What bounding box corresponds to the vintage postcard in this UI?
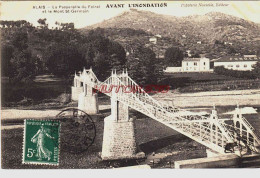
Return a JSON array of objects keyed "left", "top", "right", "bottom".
[{"left": 1, "top": 0, "right": 260, "bottom": 170}]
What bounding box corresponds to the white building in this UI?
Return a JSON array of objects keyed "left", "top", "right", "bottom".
[
  {"left": 164, "top": 57, "right": 211, "bottom": 73},
  {"left": 182, "top": 57, "right": 210, "bottom": 72},
  {"left": 214, "top": 56, "right": 259, "bottom": 71},
  {"left": 155, "top": 34, "right": 162, "bottom": 38},
  {"left": 186, "top": 50, "right": 192, "bottom": 57},
  {"left": 244, "top": 55, "right": 257, "bottom": 58},
  {"left": 149, "top": 37, "right": 157, "bottom": 44}
]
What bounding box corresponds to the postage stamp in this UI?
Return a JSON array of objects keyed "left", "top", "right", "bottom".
[{"left": 23, "top": 120, "right": 60, "bottom": 165}]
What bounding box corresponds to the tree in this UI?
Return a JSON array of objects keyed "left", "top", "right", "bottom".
[
  {"left": 252, "top": 62, "right": 260, "bottom": 79},
  {"left": 256, "top": 49, "right": 260, "bottom": 56},
  {"left": 37, "top": 18, "right": 47, "bottom": 29},
  {"left": 1, "top": 44, "right": 14, "bottom": 77},
  {"left": 108, "top": 41, "right": 127, "bottom": 70},
  {"left": 44, "top": 43, "right": 86, "bottom": 77},
  {"left": 60, "top": 23, "right": 74, "bottom": 31},
  {"left": 9, "top": 49, "right": 37, "bottom": 83},
  {"left": 79, "top": 30, "right": 126, "bottom": 80},
  {"left": 10, "top": 30, "right": 28, "bottom": 50},
  {"left": 164, "top": 47, "right": 184, "bottom": 67},
  {"left": 192, "top": 53, "right": 200, "bottom": 58},
  {"left": 228, "top": 46, "right": 237, "bottom": 54},
  {"left": 127, "top": 45, "right": 163, "bottom": 85},
  {"left": 92, "top": 52, "right": 110, "bottom": 81}
]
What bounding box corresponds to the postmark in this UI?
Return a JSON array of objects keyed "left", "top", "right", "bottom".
[
  {"left": 56, "top": 108, "right": 96, "bottom": 153},
  {"left": 23, "top": 119, "right": 60, "bottom": 165}
]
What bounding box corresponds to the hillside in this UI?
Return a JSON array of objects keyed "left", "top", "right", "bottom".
[
  {"left": 84, "top": 9, "right": 260, "bottom": 43},
  {"left": 81, "top": 9, "right": 260, "bottom": 58}
]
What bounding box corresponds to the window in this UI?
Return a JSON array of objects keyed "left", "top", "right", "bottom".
[
  {"left": 204, "top": 62, "right": 206, "bottom": 65},
  {"left": 194, "top": 62, "right": 197, "bottom": 66},
  {"left": 236, "top": 65, "right": 240, "bottom": 68},
  {"left": 227, "top": 65, "right": 233, "bottom": 67},
  {"left": 186, "top": 67, "right": 188, "bottom": 70},
  {"left": 186, "top": 63, "right": 188, "bottom": 66},
  {"left": 244, "top": 64, "right": 247, "bottom": 68}
]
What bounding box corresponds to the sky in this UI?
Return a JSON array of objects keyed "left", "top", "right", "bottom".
[{"left": 1, "top": 1, "right": 260, "bottom": 29}]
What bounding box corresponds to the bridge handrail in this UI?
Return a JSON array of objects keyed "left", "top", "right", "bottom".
[
  {"left": 241, "top": 116, "right": 254, "bottom": 130},
  {"left": 115, "top": 75, "right": 234, "bottom": 149}
]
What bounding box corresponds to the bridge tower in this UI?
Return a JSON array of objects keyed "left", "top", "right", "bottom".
[
  {"left": 76, "top": 68, "right": 99, "bottom": 114},
  {"left": 232, "top": 104, "right": 260, "bottom": 152},
  {"left": 71, "top": 72, "right": 83, "bottom": 101},
  {"left": 206, "top": 106, "right": 224, "bottom": 157},
  {"left": 101, "top": 70, "right": 145, "bottom": 160}
]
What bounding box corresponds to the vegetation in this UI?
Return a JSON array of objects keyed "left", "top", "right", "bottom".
[
  {"left": 1, "top": 21, "right": 37, "bottom": 83},
  {"left": 164, "top": 47, "right": 184, "bottom": 67},
  {"left": 126, "top": 44, "right": 163, "bottom": 85},
  {"left": 1, "top": 19, "right": 164, "bottom": 84},
  {"left": 2, "top": 115, "right": 204, "bottom": 168},
  {"left": 180, "top": 79, "right": 260, "bottom": 93},
  {"left": 1, "top": 19, "right": 165, "bottom": 105}
]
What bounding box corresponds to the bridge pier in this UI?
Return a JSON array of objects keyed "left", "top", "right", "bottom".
[
  {"left": 206, "top": 149, "right": 222, "bottom": 158},
  {"left": 71, "top": 74, "right": 83, "bottom": 101},
  {"left": 73, "top": 69, "right": 99, "bottom": 114},
  {"left": 78, "top": 82, "right": 99, "bottom": 114},
  {"left": 101, "top": 94, "right": 145, "bottom": 160}
]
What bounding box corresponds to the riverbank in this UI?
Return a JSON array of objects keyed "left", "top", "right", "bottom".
[{"left": 154, "top": 89, "right": 260, "bottom": 107}]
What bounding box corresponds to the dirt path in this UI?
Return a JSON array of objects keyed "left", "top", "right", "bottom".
[
  {"left": 1, "top": 109, "right": 61, "bottom": 120},
  {"left": 1, "top": 105, "right": 110, "bottom": 121}
]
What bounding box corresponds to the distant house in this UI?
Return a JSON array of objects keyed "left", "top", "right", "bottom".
[
  {"left": 149, "top": 37, "right": 157, "bottom": 44},
  {"left": 214, "top": 55, "right": 259, "bottom": 71},
  {"left": 182, "top": 57, "right": 210, "bottom": 72},
  {"left": 244, "top": 55, "right": 257, "bottom": 58},
  {"left": 186, "top": 50, "right": 192, "bottom": 57},
  {"left": 158, "top": 54, "right": 165, "bottom": 59},
  {"left": 164, "top": 57, "right": 211, "bottom": 73},
  {"left": 224, "top": 42, "right": 233, "bottom": 45},
  {"left": 164, "top": 67, "right": 182, "bottom": 73},
  {"left": 197, "top": 41, "right": 202, "bottom": 44}
]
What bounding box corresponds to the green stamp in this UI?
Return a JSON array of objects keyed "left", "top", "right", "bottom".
[{"left": 23, "top": 120, "right": 60, "bottom": 165}]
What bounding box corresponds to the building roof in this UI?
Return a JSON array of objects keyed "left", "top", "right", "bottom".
[
  {"left": 215, "top": 56, "right": 260, "bottom": 62},
  {"left": 183, "top": 58, "right": 203, "bottom": 62}
]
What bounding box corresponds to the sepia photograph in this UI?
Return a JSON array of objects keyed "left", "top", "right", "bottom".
[{"left": 1, "top": 0, "right": 260, "bottom": 170}]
